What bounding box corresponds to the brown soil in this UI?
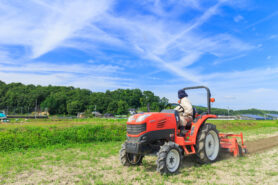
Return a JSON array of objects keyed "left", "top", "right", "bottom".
[{"left": 245, "top": 135, "right": 278, "bottom": 154}]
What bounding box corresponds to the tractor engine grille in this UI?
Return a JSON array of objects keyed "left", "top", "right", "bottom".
[{"left": 127, "top": 123, "right": 146, "bottom": 135}]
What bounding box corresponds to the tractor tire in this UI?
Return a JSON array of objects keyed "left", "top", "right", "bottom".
[
  {"left": 195, "top": 123, "right": 220, "bottom": 164},
  {"left": 119, "top": 143, "right": 143, "bottom": 166},
  {"left": 156, "top": 142, "right": 182, "bottom": 175}
]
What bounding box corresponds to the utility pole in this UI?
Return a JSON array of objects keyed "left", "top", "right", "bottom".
[{"left": 35, "top": 99, "right": 37, "bottom": 119}]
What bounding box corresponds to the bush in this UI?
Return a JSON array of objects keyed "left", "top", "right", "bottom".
[{"left": 0, "top": 124, "right": 126, "bottom": 151}]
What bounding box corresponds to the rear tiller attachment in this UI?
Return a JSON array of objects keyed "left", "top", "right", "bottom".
[{"left": 219, "top": 132, "right": 247, "bottom": 157}]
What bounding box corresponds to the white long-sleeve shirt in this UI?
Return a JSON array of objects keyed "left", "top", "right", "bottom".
[{"left": 174, "top": 97, "right": 193, "bottom": 116}]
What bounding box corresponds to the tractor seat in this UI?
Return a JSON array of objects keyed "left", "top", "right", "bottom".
[
  {"left": 192, "top": 107, "right": 197, "bottom": 119},
  {"left": 185, "top": 107, "right": 197, "bottom": 130}
]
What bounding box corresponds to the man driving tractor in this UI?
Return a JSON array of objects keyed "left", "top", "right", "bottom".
[{"left": 175, "top": 89, "right": 193, "bottom": 136}]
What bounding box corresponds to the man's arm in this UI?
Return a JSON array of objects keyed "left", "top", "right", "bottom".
[{"left": 174, "top": 105, "right": 184, "bottom": 112}]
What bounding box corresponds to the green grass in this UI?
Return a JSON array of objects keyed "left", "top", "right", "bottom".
[
  {"left": 1, "top": 141, "right": 278, "bottom": 184},
  {"left": 0, "top": 121, "right": 126, "bottom": 151},
  {"left": 209, "top": 120, "right": 278, "bottom": 132},
  {"left": 1, "top": 117, "right": 126, "bottom": 127},
  {"left": 266, "top": 171, "right": 278, "bottom": 176},
  {"left": 0, "top": 141, "right": 121, "bottom": 181}
]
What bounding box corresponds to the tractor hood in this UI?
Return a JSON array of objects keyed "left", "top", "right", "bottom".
[{"left": 127, "top": 112, "right": 170, "bottom": 124}]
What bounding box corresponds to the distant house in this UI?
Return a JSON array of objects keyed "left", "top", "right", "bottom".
[
  {"left": 77, "top": 112, "right": 85, "bottom": 118},
  {"left": 92, "top": 111, "right": 102, "bottom": 117},
  {"left": 240, "top": 114, "right": 268, "bottom": 120},
  {"left": 266, "top": 114, "right": 278, "bottom": 120},
  {"left": 104, "top": 113, "right": 114, "bottom": 118},
  {"left": 128, "top": 108, "right": 137, "bottom": 115}
]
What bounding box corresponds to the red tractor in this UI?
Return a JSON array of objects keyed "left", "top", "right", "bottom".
[{"left": 120, "top": 86, "right": 246, "bottom": 174}]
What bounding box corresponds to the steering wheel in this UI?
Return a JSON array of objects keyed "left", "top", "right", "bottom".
[{"left": 177, "top": 105, "right": 184, "bottom": 112}]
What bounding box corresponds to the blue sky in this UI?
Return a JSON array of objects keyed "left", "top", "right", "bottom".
[{"left": 0, "top": 0, "right": 278, "bottom": 110}]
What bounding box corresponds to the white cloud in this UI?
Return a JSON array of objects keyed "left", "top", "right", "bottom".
[
  {"left": 234, "top": 15, "right": 244, "bottom": 23},
  {"left": 0, "top": 62, "right": 131, "bottom": 91},
  {"left": 146, "top": 65, "right": 278, "bottom": 110},
  {"left": 0, "top": 0, "right": 113, "bottom": 58},
  {"left": 0, "top": 49, "right": 13, "bottom": 64},
  {"left": 0, "top": 62, "right": 121, "bottom": 74},
  {"left": 84, "top": 0, "right": 253, "bottom": 84},
  {"left": 246, "top": 10, "right": 278, "bottom": 29},
  {"left": 1, "top": 0, "right": 273, "bottom": 110}
]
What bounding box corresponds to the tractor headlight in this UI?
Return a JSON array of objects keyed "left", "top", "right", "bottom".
[
  {"left": 127, "top": 115, "right": 135, "bottom": 122},
  {"left": 136, "top": 114, "right": 151, "bottom": 122}
]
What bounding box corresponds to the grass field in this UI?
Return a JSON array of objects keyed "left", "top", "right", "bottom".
[{"left": 1, "top": 118, "right": 278, "bottom": 184}]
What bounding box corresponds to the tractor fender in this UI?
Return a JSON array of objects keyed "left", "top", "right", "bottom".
[{"left": 190, "top": 114, "right": 217, "bottom": 145}]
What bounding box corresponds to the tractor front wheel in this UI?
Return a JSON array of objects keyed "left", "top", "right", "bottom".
[
  {"left": 119, "top": 143, "right": 144, "bottom": 166},
  {"left": 195, "top": 123, "right": 220, "bottom": 164},
  {"left": 157, "top": 142, "right": 182, "bottom": 175}
]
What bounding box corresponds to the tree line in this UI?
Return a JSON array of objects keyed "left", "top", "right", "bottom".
[
  {"left": 0, "top": 81, "right": 169, "bottom": 115},
  {"left": 1, "top": 81, "right": 277, "bottom": 116}
]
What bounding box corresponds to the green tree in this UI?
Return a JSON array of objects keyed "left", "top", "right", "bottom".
[
  {"left": 67, "top": 101, "right": 83, "bottom": 115},
  {"left": 40, "top": 92, "right": 67, "bottom": 114},
  {"left": 150, "top": 102, "right": 161, "bottom": 112},
  {"left": 117, "top": 100, "right": 128, "bottom": 115},
  {"left": 107, "top": 101, "right": 118, "bottom": 115}
]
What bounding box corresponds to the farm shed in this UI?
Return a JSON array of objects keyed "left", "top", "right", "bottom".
[{"left": 92, "top": 111, "right": 102, "bottom": 117}]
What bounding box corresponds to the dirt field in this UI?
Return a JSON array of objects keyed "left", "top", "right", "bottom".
[
  {"left": 246, "top": 135, "right": 278, "bottom": 154},
  {"left": 1, "top": 133, "right": 278, "bottom": 185}
]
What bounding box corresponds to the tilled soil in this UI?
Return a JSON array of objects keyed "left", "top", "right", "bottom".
[{"left": 245, "top": 135, "right": 278, "bottom": 154}]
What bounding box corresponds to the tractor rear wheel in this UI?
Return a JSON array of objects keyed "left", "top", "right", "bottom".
[
  {"left": 157, "top": 142, "right": 182, "bottom": 175},
  {"left": 119, "top": 143, "right": 144, "bottom": 166},
  {"left": 195, "top": 123, "right": 220, "bottom": 164}
]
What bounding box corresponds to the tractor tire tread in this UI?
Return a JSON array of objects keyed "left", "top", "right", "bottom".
[
  {"left": 156, "top": 141, "right": 182, "bottom": 175},
  {"left": 119, "top": 142, "right": 143, "bottom": 166},
  {"left": 195, "top": 123, "right": 220, "bottom": 164}
]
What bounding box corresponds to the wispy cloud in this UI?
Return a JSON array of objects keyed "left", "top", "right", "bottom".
[
  {"left": 0, "top": 61, "right": 131, "bottom": 91},
  {"left": 0, "top": 62, "right": 121, "bottom": 74},
  {"left": 234, "top": 15, "right": 244, "bottom": 23},
  {"left": 149, "top": 65, "right": 278, "bottom": 110},
  {"left": 246, "top": 10, "right": 278, "bottom": 29},
  {"left": 0, "top": 0, "right": 275, "bottom": 110},
  {"left": 0, "top": 0, "right": 113, "bottom": 58}
]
